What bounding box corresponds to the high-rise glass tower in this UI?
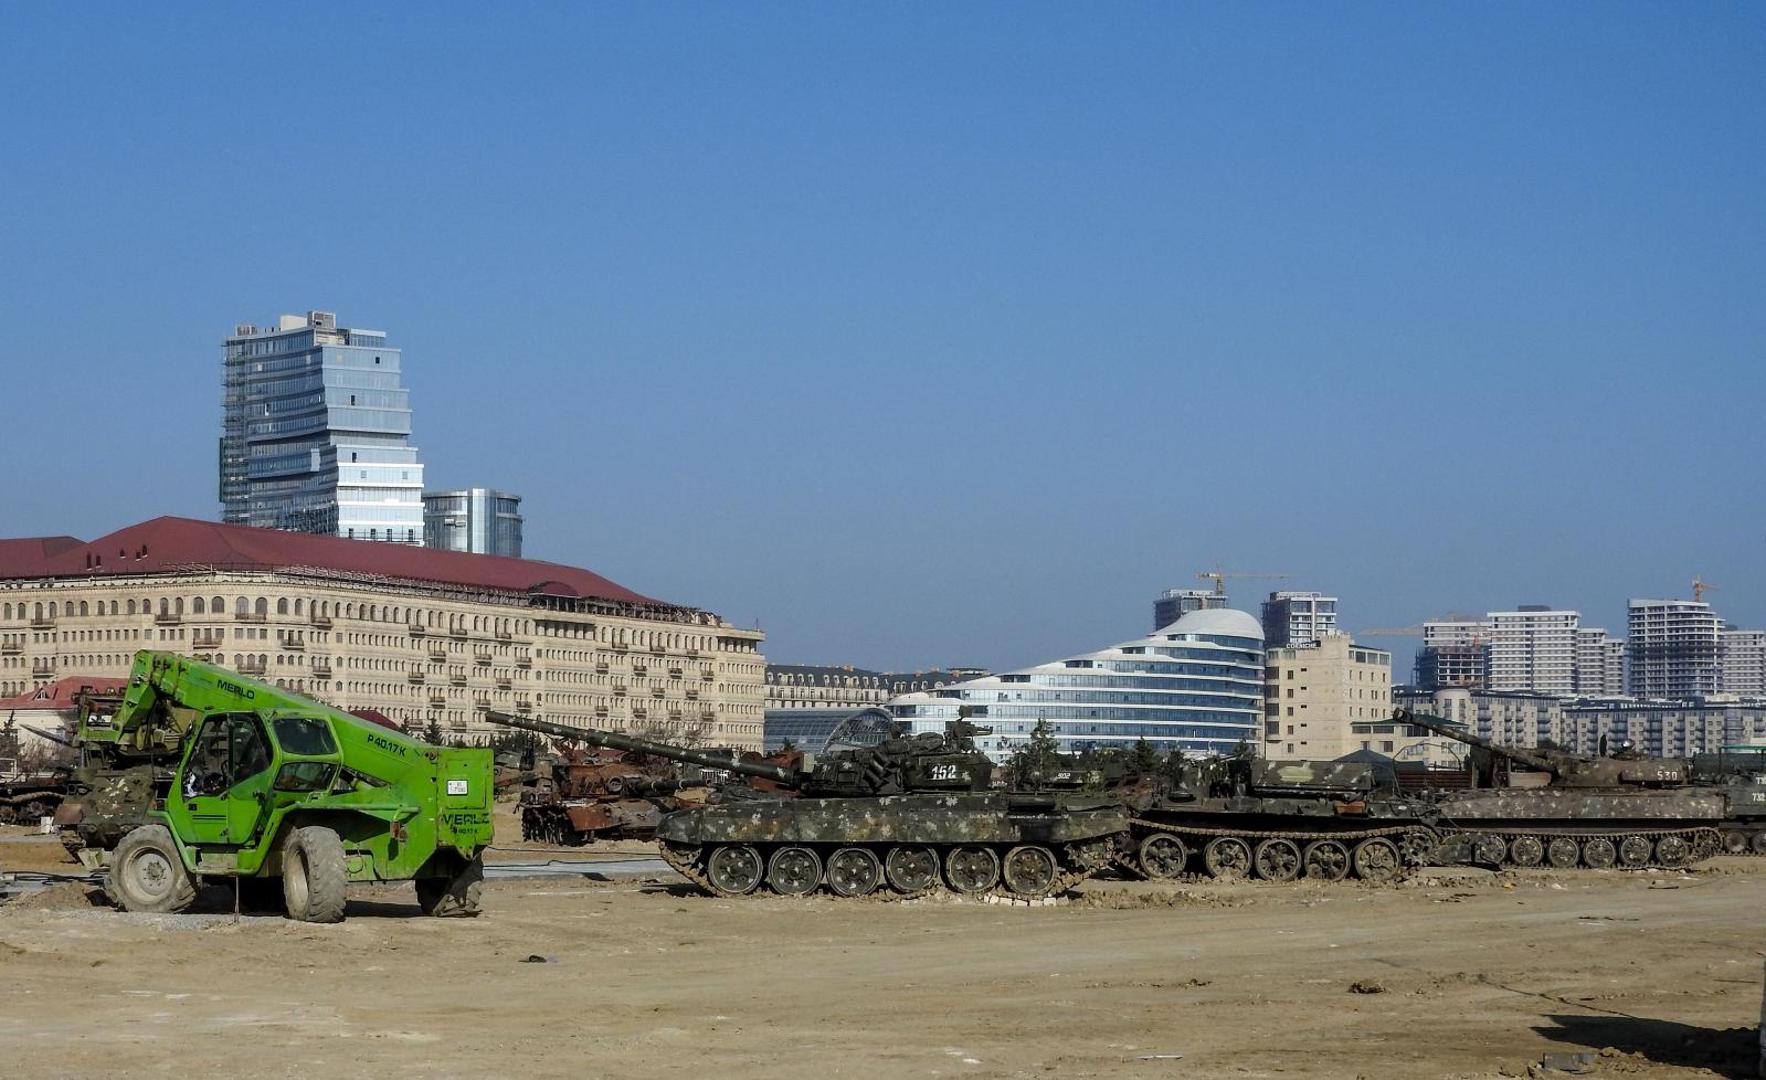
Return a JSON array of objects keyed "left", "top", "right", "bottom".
[
  {"left": 423, "top": 488, "right": 524, "bottom": 557},
  {"left": 220, "top": 311, "right": 425, "bottom": 543}
]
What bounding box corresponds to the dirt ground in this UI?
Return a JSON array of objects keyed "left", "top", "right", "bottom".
[{"left": 3, "top": 826, "right": 1763, "bottom": 1079}]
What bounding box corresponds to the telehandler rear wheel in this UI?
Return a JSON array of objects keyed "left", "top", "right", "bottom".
[
  {"left": 282, "top": 826, "right": 347, "bottom": 923},
  {"left": 107, "top": 824, "right": 196, "bottom": 914},
  {"left": 416, "top": 855, "right": 484, "bottom": 917}
]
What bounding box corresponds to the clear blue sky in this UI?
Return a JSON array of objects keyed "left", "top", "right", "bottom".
[{"left": 2, "top": 5, "right": 1762, "bottom": 673}]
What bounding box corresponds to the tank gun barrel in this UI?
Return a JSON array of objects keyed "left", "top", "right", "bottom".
[
  {"left": 483, "top": 712, "right": 796, "bottom": 784},
  {"left": 1394, "top": 708, "right": 1559, "bottom": 773},
  {"left": 19, "top": 724, "right": 75, "bottom": 749}
]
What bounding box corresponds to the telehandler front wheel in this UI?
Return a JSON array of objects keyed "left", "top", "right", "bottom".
[
  {"left": 107, "top": 824, "right": 196, "bottom": 914},
  {"left": 282, "top": 826, "right": 347, "bottom": 923},
  {"left": 416, "top": 856, "right": 484, "bottom": 917}
]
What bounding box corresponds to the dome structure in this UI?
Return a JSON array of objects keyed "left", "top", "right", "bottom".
[{"left": 889, "top": 609, "right": 1265, "bottom": 762}]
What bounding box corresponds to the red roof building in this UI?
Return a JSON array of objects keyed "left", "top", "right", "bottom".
[
  {"left": 0, "top": 517, "right": 675, "bottom": 610},
  {"left": 0, "top": 675, "right": 129, "bottom": 713},
  {"left": 0, "top": 517, "right": 766, "bottom": 748}
]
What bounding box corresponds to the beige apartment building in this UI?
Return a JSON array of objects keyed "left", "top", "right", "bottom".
[
  {"left": 0, "top": 518, "right": 766, "bottom": 748},
  {"left": 1263, "top": 634, "right": 1392, "bottom": 759}
]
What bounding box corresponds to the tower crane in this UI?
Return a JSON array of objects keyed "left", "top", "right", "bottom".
[
  {"left": 1692, "top": 576, "right": 1717, "bottom": 604},
  {"left": 1194, "top": 570, "right": 1289, "bottom": 597}
]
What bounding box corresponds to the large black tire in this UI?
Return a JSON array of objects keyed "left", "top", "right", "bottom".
[
  {"left": 106, "top": 824, "right": 197, "bottom": 914},
  {"left": 415, "top": 856, "right": 484, "bottom": 917},
  {"left": 282, "top": 825, "right": 347, "bottom": 923}
]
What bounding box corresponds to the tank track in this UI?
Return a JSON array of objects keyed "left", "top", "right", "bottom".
[
  {"left": 519, "top": 804, "right": 588, "bottom": 847},
  {"left": 1715, "top": 827, "right": 1766, "bottom": 856},
  {"left": 659, "top": 839, "right": 1113, "bottom": 902},
  {"left": 1431, "top": 824, "right": 1720, "bottom": 871},
  {"left": 1122, "top": 818, "right": 1436, "bottom": 884},
  {"left": 0, "top": 791, "right": 65, "bottom": 825}
]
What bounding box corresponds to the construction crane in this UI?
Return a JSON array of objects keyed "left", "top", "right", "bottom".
[
  {"left": 1357, "top": 615, "right": 1489, "bottom": 639},
  {"left": 1693, "top": 576, "right": 1717, "bottom": 604},
  {"left": 1195, "top": 570, "right": 1289, "bottom": 597}
]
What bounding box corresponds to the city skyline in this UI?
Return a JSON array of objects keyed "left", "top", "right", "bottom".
[{"left": 3, "top": 6, "right": 1762, "bottom": 674}]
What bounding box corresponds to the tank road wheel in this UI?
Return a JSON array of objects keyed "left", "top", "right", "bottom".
[
  {"left": 944, "top": 846, "right": 1001, "bottom": 894},
  {"left": 1750, "top": 832, "right": 1766, "bottom": 855},
  {"left": 1617, "top": 835, "right": 1653, "bottom": 868},
  {"left": 416, "top": 855, "right": 484, "bottom": 917},
  {"left": 705, "top": 845, "right": 764, "bottom": 896},
  {"left": 1471, "top": 834, "right": 1509, "bottom": 867},
  {"left": 1546, "top": 837, "right": 1580, "bottom": 868},
  {"left": 1400, "top": 828, "right": 1438, "bottom": 867},
  {"left": 1001, "top": 845, "right": 1059, "bottom": 898},
  {"left": 825, "top": 847, "right": 883, "bottom": 898},
  {"left": 1302, "top": 840, "right": 1351, "bottom": 882},
  {"left": 1352, "top": 838, "right": 1402, "bottom": 884},
  {"left": 1720, "top": 830, "right": 1749, "bottom": 854},
  {"left": 1508, "top": 835, "right": 1545, "bottom": 868},
  {"left": 884, "top": 846, "right": 941, "bottom": 894},
  {"left": 283, "top": 825, "right": 348, "bottom": 923},
  {"left": 107, "top": 824, "right": 197, "bottom": 915},
  {"left": 1581, "top": 837, "right": 1617, "bottom": 869},
  {"left": 1136, "top": 833, "right": 1189, "bottom": 880},
  {"left": 1252, "top": 839, "right": 1302, "bottom": 882},
  {"left": 1653, "top": 835, "right": 1691, "bottom": 868},
  {"left": 1202, "top": 837, "right": 1252, "bottom": 880},
  {"left": 765, "top": 847, "right": 822, "bottom": 896}
]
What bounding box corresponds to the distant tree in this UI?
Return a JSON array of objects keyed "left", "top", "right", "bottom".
[
  {"left": 1010, "top": 719, "right": 1061, "bottom": 789},
  {"left": 1159, "top": 747, "right": 1187, "bottom": 786},
  {"left": 423, "top": 717, "right": 444, "bottom": 745},
  {"left": 1129, "top": 738, "right": 1161, "bottom": 777}
]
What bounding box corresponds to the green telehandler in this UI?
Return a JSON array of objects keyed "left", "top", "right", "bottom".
[{"left": 61, "top": 650, "right": 493, "bottom": 922}]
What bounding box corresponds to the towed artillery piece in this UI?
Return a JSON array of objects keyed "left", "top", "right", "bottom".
[
  {"left": 486, "top": 712, "right": 1129, "bottom": 900},
  {"left": 1123, "top": 756, "right": 1438, "bottom": 885},
  {"left": 1401, "top": 709, "right": 1722, "bottom": 871}
]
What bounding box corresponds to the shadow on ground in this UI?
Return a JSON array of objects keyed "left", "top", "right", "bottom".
[{"left": 1534, "top": 1013, "right": 1759, "bottom": 1079}]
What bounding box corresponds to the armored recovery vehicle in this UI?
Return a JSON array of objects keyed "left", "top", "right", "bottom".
[
  {"left": 1402, "top": 709, "right": 1723, "bottom": 870},
  {"left": 1123, "top": 755, "right": 1438, "bottom": 884},
  {"left": 60, "top": 650, "right": 494, "bottom": 921},
  {"left": 486, "top": 712, "right": 1130, "bottom": 899}
]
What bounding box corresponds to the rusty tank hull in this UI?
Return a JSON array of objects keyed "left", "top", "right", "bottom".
[{"left": 656, "top": 791, "right": 1129, "bottom": 899}]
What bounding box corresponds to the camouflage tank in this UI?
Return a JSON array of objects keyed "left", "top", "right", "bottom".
[
  {"left": 486, "top": 713, "right": 1129, "bottom": 899},
  {"left": 1123, "top": 755, "right": 1439, "bottom": 884},
  {"left": 1403, "top": 710, "right": 1723, "bottom": 870}
]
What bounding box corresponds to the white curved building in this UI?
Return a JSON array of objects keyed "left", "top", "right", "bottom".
[{"left": 888, "top": 609, "right": 1265, "bottom": 762}]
